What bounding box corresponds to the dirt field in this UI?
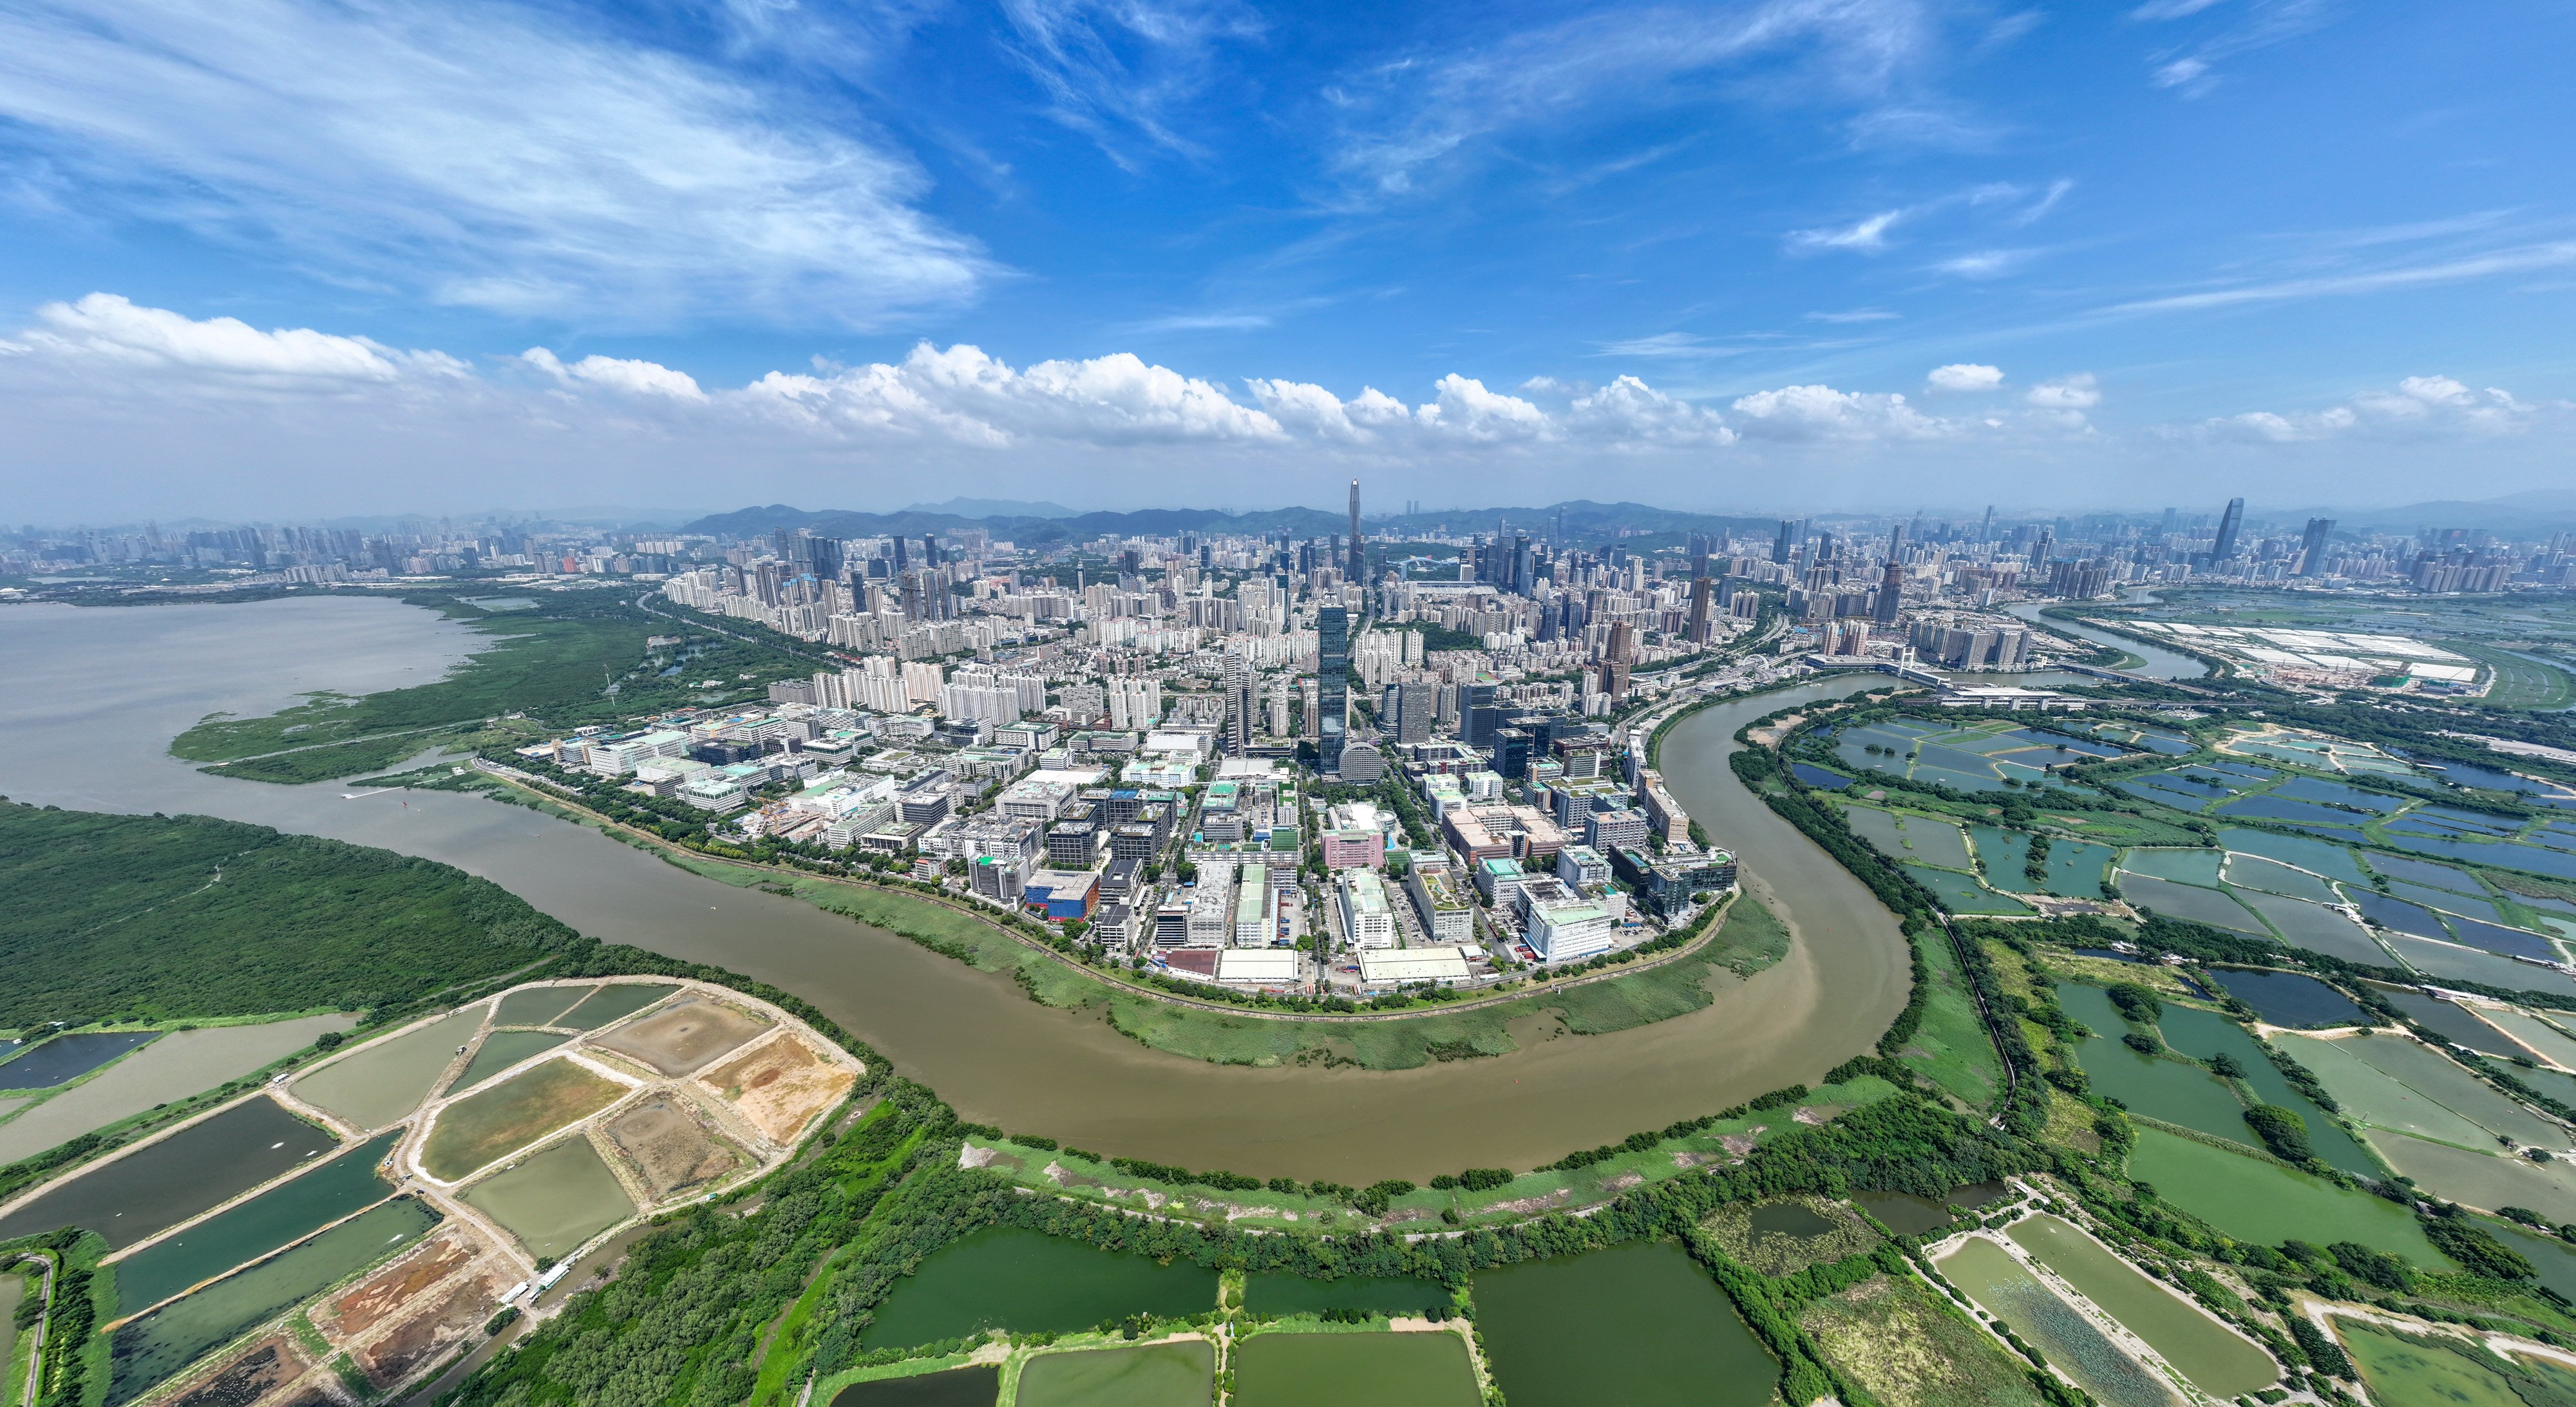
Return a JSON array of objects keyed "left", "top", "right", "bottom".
[
  {"left": 420, "top": 1059, "right": 627, "bottom": 1180},
  {"left": 355, "top": 1269, "right": 502, "bottom": 1390},
  {"left": 604, "top": 1098, "right": 743, "bottom": 1198},
  {"left": 696, "top": 1035, "right": 854, "bottom": 1144},
  {"left": 593, "top": 997, "right": 771, "bottom": 1076},
  {"left": 166, "top": 1336, "right": 310, "bottom": 1407},
  {"left": 312, "top": 1230, "right": 477, "bottom": 1339}
]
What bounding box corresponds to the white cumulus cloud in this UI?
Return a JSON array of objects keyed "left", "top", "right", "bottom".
[
  {"left": 2025, "top": 373, "right": 2101, "bottom": 409},
  {"left": 524, "top": 348, "right": 706, "bottom": 401},
  {"left": 1728, "top": 384, "right": 1952, "bottom": 440},
  {"left": 1927, "top": 363, "right": 2004, "bottom": 392},
  {"left": 2193, "top": 375, "right": 2548, "bottom": 443},
  {"left": 3, "top": 292, "right": 462, "bottom": 387}
]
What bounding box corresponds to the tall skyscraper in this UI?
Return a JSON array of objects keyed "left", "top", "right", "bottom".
[
  {"left": 1347, "top": 480, "right": 1364, "bottom": 590},
  {"left": 1316, "top": 605, "right": 1350, "bottom": 773},
  {"left": 2211, "top": 497, "right": 2246, "bottom": 562},
  {"left": 1223, "top": 653, "right": 1255, "bottom": 758},
  {"left": 1772, "top": 519, "right": 1795, "bottom": 565},
  {"left": 2297, "top": 518, "right": 2335, "bottom": 576},
  {"left": 1873, "top": 522, "right": 1906, "bottom": 626},
  {"left": 1600, "top": 621, "right": 1635, "bottom": 699},
  {"left": 1687, "top": 574, "right": 1716, "bottom": 644},
  {"left": 1512, "top": 533, "right": 1531, "bottom": 596}
]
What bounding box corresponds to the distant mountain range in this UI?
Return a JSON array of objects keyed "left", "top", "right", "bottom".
[{"left": 682, "top": 500, "right": 1784, "bottom": 545}]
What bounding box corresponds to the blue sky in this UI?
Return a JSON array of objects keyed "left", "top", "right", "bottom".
[{"left": 3, "top": 0, "right": 2573, "bottom": 520}]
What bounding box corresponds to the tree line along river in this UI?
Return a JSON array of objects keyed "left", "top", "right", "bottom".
[{"left": 5, "top": 596, "right": 1922, "bottom": 1182}]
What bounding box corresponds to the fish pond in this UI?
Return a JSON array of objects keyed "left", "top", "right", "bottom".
[
  {"left": 2382, "top": 934, "right": 2576, "bottom": 999},
  {"left": 2205, "top": 970, "right": 2367, "bottom": 1028},
  {"left": 1971, "top": 827, "right": 2113, "bottom": 898},
  {"left": 2221, "top": 854, "right": 2339, "bottom": 903},
  {"left": 1902, "top": 863, "right": 2028, "bottom": 916},
  {"left": 2005, "top": 1215, "right": 2277, "bottom": 1399},
  {"left": 556, "top": 984, "right": 681, "bottom": 1031},
  {"left": 2123, "top": 1129, "right": 2447, "bottom": 1265},
  {"left": 824, "top": 1367, "right": 997, "bottom": 1407},
  {"left": 2116, "top": 874, "right": 2263, "bottom": 932},
  {"left": 290, "top": 1010, "right": 479, "bottom": 1131},
  {"left": 2053, "top": 985, "right": 2257, "bottom": 1149},
  {"left": 1853, "top": 1191, "right": 1957, "bottom": 1237},
  {"left": 112, "top": 1130, "right": 401, "bottom": 1312},
  {"left": 106, "top": 1196, "right": 438, "bottom": 1406},
  {"left": 2380, "top": 988, "right": 2530, "bottom": 1057},
  {"left": 1472, "top": 1240, "right": 1774, "bottom": 1407},
  {"left": 2365, "top": 1132, "right": 2576, "bottom": 1225},
  {"left": 446, "top": 1031, "right": 573, "bottom": 1094},
  {"left": 2237, "top": 892, "right": 2389, "bottom": 967},
  {"left": 1231, "top": 1331, "right": 1476, "bottom": 1407},
  {"left": 2474, "top": 1006, "right": 2576, "bottom": 1070},
  {"left": 2217, "top": 827, "right": 2367, "bottom": 883},
  {"left": 860, "top": 1226, "right": 1219, "bottom": 1348},
  {"left": 0, "top": 1032, "right": 158, "bottom": 1091},
  {"left": 2153, "top": 1005, "right": 2378, "bottom": 1177},
  {"left": 0, "top": 1095, "right": 336, "bottom": 1249},
  {"left": 492, "top": 985, "right": 595, "bottom": 1028},
  {"left": 2338, "top": 1319, "right": 2545, "bottom": 1407},
  {"left": 1935, "top": 1236, "right": 2177, "bottom": 1407},
  {"left": 0, "top": 1017, "right": 352, "bottom": 1167},
  {"left": 1016, "top": 1341, "right": 1211, "bottom": 1407},
  {"left": 458, "top": 1135, "right": 635, "bottom": 1260}
]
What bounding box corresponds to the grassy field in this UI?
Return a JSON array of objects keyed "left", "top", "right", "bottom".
[
  {"left": 1901, "top": 926, "right": 2003, "bottom": 1107},
  {"left": 171, "top": 590, "right": 810, "bottom": 782},
  {"left": 1799, "top": 1272, "right": 2041, "bottom": 1407},
  {"left": 2451, "top": 641, "right": 2576, "bottom": 712},
  {"left": 962, "top": 1072, "right": 1904, "bottom": 1233}
]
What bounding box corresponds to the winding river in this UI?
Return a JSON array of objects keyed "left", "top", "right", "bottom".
[
  {"left": 2009, "top": 596, "right": 2212, "bottom": 681},
  {"left": 0, "top": 597, "right": 1913, "bottom": 1182}
]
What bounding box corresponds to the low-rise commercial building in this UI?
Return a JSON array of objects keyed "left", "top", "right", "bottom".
[
  {"left": 1339, "top": 869, "right": 1397, "bottom": 949},
  {"left": 1405, "top": 867, "right": 1475, "bottom": 944},
  {"left": 1358, "top": 946, "right": 1474, "bottom": 986}
]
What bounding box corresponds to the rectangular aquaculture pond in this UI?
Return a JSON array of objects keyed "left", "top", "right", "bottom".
[
  {"left": 1933, "top": 1236, "right": 2179, "bottom": 1407},
  {"left": 2123, "top": 1129, "right": 2447, "bottom": 1265},
  {"left": 289, "top": 1010, "right": 480, "bottom": 1130},
  {"left": 2004, "top": 1215, "right": 2277, "bottom": 1399},
  {"left": 1230, "top": 1332, "right": 1477, "bottom": 1407},
  {"left": 0, "top": 1096, "right": 336, "bottom": 1249},
  {"left": 859, "top": 1226, "right": 1218, "bottom": 1348},
  {"left": 1016, "top": 1340, "right": 1213, "bottom": 1407},
  {"left": 112, "top": 1130, "right": 402, "bottom": 1312},
  {"left": 1473, "top": 1240, "right": 1774, "bottom": 1407},
  {"left": 457, "top": 1134, "right": 636, "bottom": 1261}
]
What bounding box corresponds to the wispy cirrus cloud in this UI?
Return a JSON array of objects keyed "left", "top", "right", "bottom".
[
  {"left": 2107, "top": 241, "right": 2576, "bottom": 314},
  {"left": 999, "top": 0, "right": 1265, "bottom": 167},
  {"left": 0, "top": 0, "right": 987, "bottom": 327},
  {"left": 2137, "top": 0, "right": 2336, "bottom": 98},
  {"left": 1323, "top": 0, "right": 1947, "bottom": 200}
]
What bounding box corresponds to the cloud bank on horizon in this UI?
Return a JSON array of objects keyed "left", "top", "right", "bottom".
[{"left": 0, "top": 0, "right": 2570, "bottom": 518}]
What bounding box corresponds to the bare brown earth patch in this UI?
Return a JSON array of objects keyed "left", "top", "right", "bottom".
[
  {"left": 593, "top": 997, "right": 770, "bottom": 1077},
  {"left": 355, "top": 1271, "right": 502, "bottom": 1390},
  {"left": 166, "top": 1336, "right": 307, "bottom": 1407},
  {"left": 696, "top": 1034, "right": 853, "bottom": 1143},
  {"left": 603, "top": 1097, "right": 744, "bottom": 1198},
  {"left": 312, "top": 1232, "right": 474, "bottom": 1339}
]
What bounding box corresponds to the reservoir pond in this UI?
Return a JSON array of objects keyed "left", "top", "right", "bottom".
[
  {"left": 1472, "top": 1240, "right": 1774, "bottom": 1407},
  {"left": 0, "top": 1033, "right": 158, "bottom": 1090},
  {"left": 1936, "top": 1236, "right": 2179, "bottom": 1407},
  {"left": 0, "top": 1095, "right": 334, "bottom": 1249},
  {"left": 290, "top": 1011, "right": 479, "bottom": 1131},
  {"left": 558, "top": 985, "right": 681, "bottom": 1032},
  {"left": 111, "top": 1130, "right": 401, "bottom": 1312},
  {"left": 824, "top": 1366, "right": 998, "bottom": 1407},
  {"left": 1016, "top": 1341, "right": 1211, "bottom": 1407},
  {"left": 2005, "top": 1214, "right": 2276, "bottom": 1399},
  {"left": 861, "top": 1226, "right": 1218, "bottom": 1348},
  {"left": 1231, "top": 1332, "right": 1476, "bottom": 1407},
  {"left": 106, "top": 1196, "right": 438, "bottom": 1406}
]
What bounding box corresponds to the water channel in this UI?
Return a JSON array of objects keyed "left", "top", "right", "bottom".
[
  {"left": 2008, "top": 597, "right": 2212, "bottom": 681},
  {"left": 1, "top": 598, "right": 1922, "bottom": 1181}
]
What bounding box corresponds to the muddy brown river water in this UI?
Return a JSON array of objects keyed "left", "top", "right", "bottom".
[{"left": 1, "top": 597, "right": 1928, "bottom": 1180}]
